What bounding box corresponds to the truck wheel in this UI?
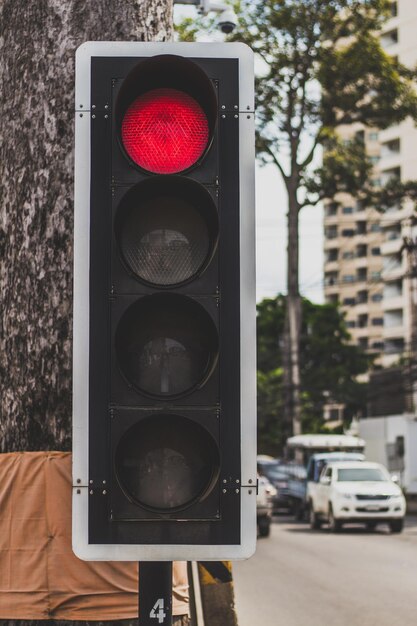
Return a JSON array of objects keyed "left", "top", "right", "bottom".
[
  {"left": 294, "top": 501, "right": 305, "bottom": 522},
  {"left": 258, "top": 517, "right": 271, "bottom": 538},
  {"left": 328, "top": 506, "right": 342, "bottom": 533},
  {"left": 389, "top": 519, "right": 404, "bottom": 534},
  {"left": 309, "top": 504, "right": 322, "bottom": 530}
]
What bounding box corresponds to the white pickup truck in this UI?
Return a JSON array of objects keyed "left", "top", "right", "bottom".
[{"left": 309, "top": 461, "right": 406, "bottom": 533}]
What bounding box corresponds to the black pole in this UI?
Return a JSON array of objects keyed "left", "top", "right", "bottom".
[{"left": 139, "top": 561, "right": 173, "bottom": 626}]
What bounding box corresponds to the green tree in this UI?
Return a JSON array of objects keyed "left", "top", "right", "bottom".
[
  {"left": 176, "top": 0, "right": 417, "bottom": 437},
  {"left": 257, "top": 296, "right": 369, "bottom": 452},
  {"left": 257, "top": 368, "right": 284, "bottom": 454}
]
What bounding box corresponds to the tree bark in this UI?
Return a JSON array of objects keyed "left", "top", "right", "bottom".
[
  {"left": 283, "top": 181, "right": 302, "bottom": 440},
  {"left": 0, "top": 0, "right": 173, "bottom": 453}
]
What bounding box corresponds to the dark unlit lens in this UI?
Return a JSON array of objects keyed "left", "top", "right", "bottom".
[
  {"left": 119, "top": 195, "right": 210, "bottom": 286},
  {"left": 115, "top": 414, "right": 220, "bottom": 511},
  {"left": 115, "top": 295, "right": 218, "bottom": 397}
]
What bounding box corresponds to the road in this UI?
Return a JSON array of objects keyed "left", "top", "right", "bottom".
[{"left": 233, "top": 515, "right": 417, "bottom": 626}]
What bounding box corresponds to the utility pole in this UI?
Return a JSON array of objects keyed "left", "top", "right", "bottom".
[{"left": 400, "top": 235, "right": 417, "bottom": 412}]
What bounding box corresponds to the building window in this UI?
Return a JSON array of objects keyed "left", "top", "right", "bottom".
[
  {"left": 343, "top": 275, "right": 355, "bottom": 283},
  {"left": 371, "top": 247, "right": 381, "bottom": 256},
  {"left": 325, "top": 226, "right": 338, "bottom": 239},
  {"left": 370, "top": 155, "right": 380, "bottom": 165},
  {"left": 381, "top": 166, "right": 401, "bottom": 186},
  {"left": 357, "top": 290, "right": 368, "bottom": 304},
  {"left": 342, "top": 206, "right": 354, "bottom": 214},
  {"left": 371, "top": 293, "right": 383, "bottom": 302},
  {"left": 326, "top": 249, "right": 338, "bottom": 262},
  {"left": 358, "top": 337, "right": 369, "bottom": 349},
  {"left": 386, "top": 228, "right": 401, "bottom": 241},
  {"left": 383, "top": 255, "right": 402, "bottom": 272},
  {"left": 346, "top": 321, "right": 356, "bottom": 328},
  {"left": 343, "top": 297, "right": 355, "bottom": 306},
  {"left": 356, "top": 221, "right": 367, "bottom": 235},
  {"left": 357, "top": 269, "right": 367, "bottom": 282},
  {"left": 370, "top": 223, "right": 381, "bottom": 232},
  {"left": 357, "top": 314, "right": 368, "bottom": 328},
  {"left": 342, "top": 251, "right": 355, "bottom": 260},
  {"left": 370, "top": 271, "right": 382, "bottom": 281},
  {"left": 372, "top": 318, "right": 384, "bottom": 326},
  {"left": 384, "top": 309, "right": 403, "bottom": 328},
  {"left": 371, "top": 341, "right": 384, "bottom": 351},
  {"left": 381, "top": 138, "right": 400, "bottom": 158},
  {"left": 326, "top": 204, "right": 338, "bottom": 217},
  {"left": 384, "top": 338, "right": 404, "bottom": 354},
  {"left": 391, "top": 1, "right": 398, "bottom": 17},
  {"left": 368, "top": 132, "right": 379, "bottom": 142},
  {"left": 342, "top": 229, "right": 355, "bottom": 237},
  {"left": 325, "top": 272, "right": 338, "bottom": 287},
  {"left": 381, "top": 29, "right": 398, "bottom": 47},
  {"left": 327, "top": 295, "right": 339, "bottom": 305}
]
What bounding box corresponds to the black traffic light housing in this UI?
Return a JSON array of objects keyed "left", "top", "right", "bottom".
[{"left": 73, "top": 42, "right": 255, "bottom": 561}]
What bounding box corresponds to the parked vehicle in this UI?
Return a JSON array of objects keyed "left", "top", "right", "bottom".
[
  {"left": 257, "top": 475, "right": 276, "bottom": 537},
  {"left": 287, "top": 434, "right": 366, "bottom": 465},
  {"left": 309, "top": 461, "right": 406, "bottom": 533},
  {"left": 284, "top": 434, "right": 366, "bottom": 519},
  {"left": 257, "top": 458, "right": 297, "bottom": 513}
]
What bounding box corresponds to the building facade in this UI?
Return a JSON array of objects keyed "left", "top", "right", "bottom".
[{"left": 324, "top": 0, "right": 417, "bottom": 368}]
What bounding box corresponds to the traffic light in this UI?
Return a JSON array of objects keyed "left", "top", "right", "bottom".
[{"left": 72, "top": 42, "right": 256, "bottom": 561}]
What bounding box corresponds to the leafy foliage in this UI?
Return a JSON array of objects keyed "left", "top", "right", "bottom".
[
  {"left": 257, "top": 296, "right": 369, "bottom": 452},
  {"left": 257, "top": 368, "right": 285, "bottom": 455},
  {"left": 176, "top": 0, "right": 417, "bottom": 210}
]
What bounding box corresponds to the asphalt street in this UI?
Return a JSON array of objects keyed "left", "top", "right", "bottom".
[{"left": 233, "top": 515, "right": 417, "bottom": 626}]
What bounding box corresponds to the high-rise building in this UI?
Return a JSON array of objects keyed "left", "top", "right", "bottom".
[{"left": 324, "top": 0, "right": 417, "bottom": 368}]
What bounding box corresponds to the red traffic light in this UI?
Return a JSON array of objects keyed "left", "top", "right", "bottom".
[{"left": 121, "top": 88, "right": 209, "bottom": 174}]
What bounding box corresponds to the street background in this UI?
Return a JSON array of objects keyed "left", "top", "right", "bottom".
[{"left": 234, "top": 515, "right": 417, "bottom": 626}]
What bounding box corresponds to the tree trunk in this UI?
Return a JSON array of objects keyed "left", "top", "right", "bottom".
[
  {"left": 0, "top": 0, "right": 173, "bottom": 453},
  {"left": 283, "top": 183, "right": 302, "bottom": 441},
  {"left": 0, "top": 3, "right": 172, "bottom": 625}
]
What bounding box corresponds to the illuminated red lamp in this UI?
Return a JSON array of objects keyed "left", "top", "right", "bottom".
[{"left": 121, "top": 87, "right": 209, "bottom": 174}]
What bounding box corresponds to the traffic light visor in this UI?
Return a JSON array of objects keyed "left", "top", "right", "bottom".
[{"left": 115, "top": 414, "right": 220, "bottom": 512}]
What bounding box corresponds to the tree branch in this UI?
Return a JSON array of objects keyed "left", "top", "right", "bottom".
[
  {"left": 265, "top": 145, "right": 289, "bottom": 183},
  {"left": 300, "top": 128, "right": 323, "bottom": 170}
]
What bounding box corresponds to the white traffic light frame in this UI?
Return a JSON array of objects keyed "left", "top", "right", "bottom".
[{"left": 73, "top": 42, "right": 256, "bottom": 561}]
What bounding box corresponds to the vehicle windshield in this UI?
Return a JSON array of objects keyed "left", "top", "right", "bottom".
[
  {"left": 336, "top": 468, "right": 387, "bottom": 482},
  {"left": 263, "top": 466, "right": 289, "bottom": 481}
]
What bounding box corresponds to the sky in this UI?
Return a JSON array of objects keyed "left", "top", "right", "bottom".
[
  {"left": 173, "top": 3, "right": 324, "bottom": 304},
  {"left": 255, "top": 163, "right": 324, "bottom": 304}
]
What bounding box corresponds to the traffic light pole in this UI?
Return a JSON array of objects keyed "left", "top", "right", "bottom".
[{"left": 139, "top": 561, "right": 173, "bottom": 626}]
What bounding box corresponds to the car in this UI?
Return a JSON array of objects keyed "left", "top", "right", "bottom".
[
  {"left": 257, "top": 459, "right": 294, "bottom": 513},
  {"left": 309, "top": 461, "right": 406, "bottom": 533},
  {"left": 298, "top": 452, "right": 365, "bottom": 520},
  {"left": 257, "top": 475, "right": 276, "bottom": 537}
]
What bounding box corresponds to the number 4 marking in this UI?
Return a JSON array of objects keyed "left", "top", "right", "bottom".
[{"left": 150, "top": 598, "right": 167, "bottom": 624}]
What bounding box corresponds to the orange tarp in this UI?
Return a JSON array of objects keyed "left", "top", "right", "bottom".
[{"left": 0, "top": 451, "right": 188, "bottom": 619}]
